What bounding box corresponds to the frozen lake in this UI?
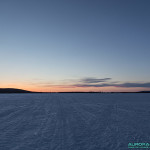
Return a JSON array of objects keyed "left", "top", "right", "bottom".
[{"left": 0, "top": 93, "right": 150, "bottom": 150}]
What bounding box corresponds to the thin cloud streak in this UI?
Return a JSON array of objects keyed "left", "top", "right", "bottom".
[
  {"left": 74, "top": 83, "right": 113, "bottom": 87},
  {"left": 79, "top": 78, "right": 112, "bottom": 83},
  {"left": 26, "top": 77, "right": 150, "bottom": 89},
  {"left": 115, "top": 82, "right": 150, "bottom": 88},
  {"left": 74, "top": 82, "right": 150, "bottom": 88}
]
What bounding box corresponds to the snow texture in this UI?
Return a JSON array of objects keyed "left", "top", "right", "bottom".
[{"left": 0, "top": 93, "right": 150, "bottom": 150}]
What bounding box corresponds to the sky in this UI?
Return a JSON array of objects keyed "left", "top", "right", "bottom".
[{"left": 0, "top": 0, "right": 150, "bottom": 92}]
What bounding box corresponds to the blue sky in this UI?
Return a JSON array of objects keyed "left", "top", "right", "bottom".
[{"left": 0, "top": 0, "right": 150, "bottom": 92}]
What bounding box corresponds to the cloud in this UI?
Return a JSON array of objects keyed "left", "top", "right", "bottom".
[
  {"left": 79, "top": 77, "right": 111, "bottom": 84},
  {"left": 34, "top": 77, "right": 112, "bottom": 87},
  {"left": 74, "top": 82, "right": 150, "bottom": 88},
  {"left": 115, "top": 82, "right": 150, "bottom": 88},
  {"left": 74, "top": 83, "right": 114, "bottom": 87},
  {"left": 27, "top": 77, "right": 150, "bottom": 89}
]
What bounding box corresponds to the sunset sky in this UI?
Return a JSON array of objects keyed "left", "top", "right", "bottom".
[{"left": 0, "top": 0, "right": 150, "bottom": 92}]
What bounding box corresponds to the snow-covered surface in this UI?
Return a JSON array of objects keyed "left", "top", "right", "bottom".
[{"left": 0, "top": 93, "right": 150, "bottom": 150}]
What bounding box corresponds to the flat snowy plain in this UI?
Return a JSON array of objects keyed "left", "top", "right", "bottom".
[{"left": 0, "top": 93, "right": 150, "bottom": 150}]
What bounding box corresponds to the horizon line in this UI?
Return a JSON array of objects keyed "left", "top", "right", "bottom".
[{"left": 0, "top": 88, "right": 150, "bottom": 93}]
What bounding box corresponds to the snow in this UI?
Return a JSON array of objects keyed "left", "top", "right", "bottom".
[{"left": 0, "top": 93, "right": 150, "bottom": 150}]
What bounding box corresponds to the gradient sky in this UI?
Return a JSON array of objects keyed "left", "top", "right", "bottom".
[{"left": 0, "top": 0, "right": 150, "bottom": 92}]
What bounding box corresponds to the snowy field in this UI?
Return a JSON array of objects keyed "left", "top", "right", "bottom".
[{"left": 0, "top": 93, "right": 150, "bottom": 150}]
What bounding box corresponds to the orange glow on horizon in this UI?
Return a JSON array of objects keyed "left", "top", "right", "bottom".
[{"left": 0, "top": 83, "right": 150, "bottom": 93}]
